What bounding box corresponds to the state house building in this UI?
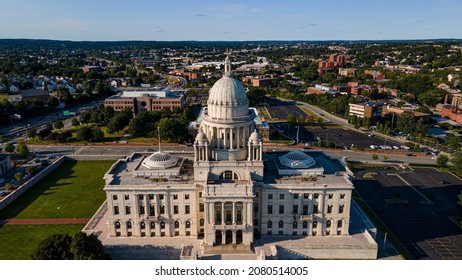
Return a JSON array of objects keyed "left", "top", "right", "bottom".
[{"left": 101, "top": 56, "right": 377, "bottom": 259}]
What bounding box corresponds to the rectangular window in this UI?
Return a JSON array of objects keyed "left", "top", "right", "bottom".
[
  {"left": 148, "top": 194, "right": 154, "bottom": 200},
  {"left": 268, "top": 194, "right": 273, "bottom": 199},
  {"left": 113, "top": 206, "right": 119, "bottom": 215},
  {"left": 185, "top": 205, "right": 190, "bottom": 214},
  {"left": 125, "top": 206, "right": 131, "bottom": 215},
  {"left": 160, "top": 205, "right": 165, "bottom": 214},
  {"left": 328, "top": 193, "right": 333, "bottom": 199},
  {"left": 173, "top": 194, "right": 178, "bottom": 200},
  {"left": 313, "top": 205, "right": 318, "bottom": 214},
  {"left": 292, "top": 231, "right": 297, "bottom": 236},
  {"left": 279, "top": 205, "right": 284, "bottom": 214},
  {"left": 124, "top": 195, "right": 129, "bottom": 200},
  {"left": 267, "top": 205, "right": 273, "bottom": 214},
  {"left": 267, "top": 231, "right": 272, "bottom": 235},
  {"left": 293, "top": 205, "right": 298, "bottom": 214},
  {"left": 185, "top": 194, "right": 190, "bottom": 200},
  {"left": 303, "top": 193, "right": 309, "bottom": 199},
  {"left": 314, "top": 193, "right": 319, "bottom": 199},
  {"left": 199, "top": 203, "right": 204, "bottom": 212},
  {"left": 278, "top": 231, "right": 283, "bottom": 235},
  {"left": 340, "top": 193, "right": 345, "bottom": 199},
  {"left": 327, "top": 205, "right": 333, "bottom": 213},
  {"left": 339, "top": 205, "right": 344, "bottom": 214},
  {"left": 112, "top": 195, "right": 118, "bottom": 201},
  {"left": 254, "top": 219, "right": 258, "bottom": 226},
  {"left": 138, "top": 194, "right": 144, "bottom": 200},
  {"left": 303, "top": 205, "right": 309, "bottom": 215},
  {"left": 173, "top": 205, "right": 179, "bottom": 214},
  {"left": 139, "top": 206, "right": 145, "bottom": 215},
  {"left": 149, "top": 205, "right": 155, "bottom": 216},
  {"left": 199, "top": 192, "right": 202, "bottom": 198},
  {"left": 159, "top": 194, "right": 164, "bottom": 200},
  {"left": 293, "top": 193, "right": 299, "bottom": 199},
  {"left": 279, "top": 193, "right": 284, "bottom": 199}
]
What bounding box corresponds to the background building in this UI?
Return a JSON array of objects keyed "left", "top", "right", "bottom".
[{"left": 104, "top": 87, "right": 187, "bottom": 114}]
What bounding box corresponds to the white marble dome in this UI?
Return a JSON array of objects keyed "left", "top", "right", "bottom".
[
  {"left": 142, "top": 151, "right": 178, "bottom": 169},
  {"left": 195, "top": 129, "right": 208, "bottom": 143},
  {"left": 207, "top": 56, "right": 249, "bottom": 120}
]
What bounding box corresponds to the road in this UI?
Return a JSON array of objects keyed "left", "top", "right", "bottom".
[{"left": 12, "top": 144, "right": 436, "bottom": 165}]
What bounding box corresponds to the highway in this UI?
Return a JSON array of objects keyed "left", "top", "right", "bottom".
[{"left": 11, "top": 143, "right": 436, "bottom": 165}]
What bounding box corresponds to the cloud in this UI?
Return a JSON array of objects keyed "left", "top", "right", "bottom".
[{"left": 195, "top": 14, "right": 206, "bottom": 17}]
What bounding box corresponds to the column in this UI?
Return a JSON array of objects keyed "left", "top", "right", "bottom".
[
  {"left": 243, "top": 202, "right": 247, "bottom": 225},
  {"left": 237, "top": 126, "right": 240, "bottom": 148},
  {"left": 221, "top": 202, "right": 225, "bottom": 224},
  {"left": 205, "top": 144, "right": 208, "bottom": 160},
  {"left": 232, "top": 202, "right": 236, "bottom": 224},
  {"left": 155, "top": 195, "right": 160, "bottom": 217},
  {"left": 247, "top": 201, "right": 252, "bottom": 225},
  {"left": 205, "top": 202, "right": 210, "bottom": 223},
  {"left": 230, "top": 128, "right": 234, "bottom": 150},
  {"left": 232, "top": 231, "right": 236, "bottom": 244},
  {"left": 223, "top": 128, "right": 227, "bottom": 149}
]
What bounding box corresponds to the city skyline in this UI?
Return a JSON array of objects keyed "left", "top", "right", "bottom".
[{"left": 1, "top": 0, "right": 461, "bottom": 41}]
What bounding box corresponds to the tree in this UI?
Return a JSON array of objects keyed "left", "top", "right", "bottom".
[
  {"left": 56, "top": 131, "right": 72, "bottom": 143},
  {"left": 91, "top": 127, "right": 104, "bottom": 142},
  {"left": 71, "top": 233, "right": 111, "bottom": 260},
  {"left": 106, "top": 109, "right": 133, "bottom": 134},
  {"left": 287, "top": 114, "right": 296, "bottom": 126},
  {"left": 4, "top": 142, "right": 15, "bottom": 153},
  {"left": 26, "top": 166, "right": 35, "bottom": 175},
  {"left": 79, "top": 111, "right": 91, "bottom": 125},
  {"left": 16, "top": 141, "right": 29, "bottom": 156},
  {"left": 76, "top": 126, "right": 93, "bottom": 141},
  {"left": 44, "top": 123, "right": 53, "bottom": 130},
  {"left": 4, "top": 183, "right": 13, "bottom": 191},
  {"left": 436, "top": 154, "right": 449, "bottom": 168},
  {"left": 56, "top": 87, "right": 71, "bottom": 102},
  {"left": 47, "top": 97, "right": 59, "bottom": 107},
  {"left": 371, "top": 154, "right": 379, "bottom": 160},
  {"left": 15, "top": 171, "right": 23, "bottom": 181},
  {"left": 450, "top": 151, "right": 462, "bottom": 175},
  {"left": 32, "top": 233, "right": 110, "bottom": 260},
  {"left": 53, "top": 120, "right": 64, "bottom": 130},
  {"left": 71, "top": 118, "right": 80, "bottom": 127},
  {"left": 27, "top": 128, "right": 37, "bottom": 138},
  {"left": 31, "top": 234, "right": 74, "bottom": 260}
]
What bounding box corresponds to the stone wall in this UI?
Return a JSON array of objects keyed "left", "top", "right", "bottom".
[
  {"left": 0, "top": 156, "right": 66, "bottom": 211},
  {"left": 275, "top": 232, "right": 378, "bottom": 260},
  {"left": 66, "top": 155, "right": 125, "bottom": 161}
]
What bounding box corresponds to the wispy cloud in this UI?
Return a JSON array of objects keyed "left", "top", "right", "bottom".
[{"left": 195, "top": 14, "right": 206, "bottom": 17}]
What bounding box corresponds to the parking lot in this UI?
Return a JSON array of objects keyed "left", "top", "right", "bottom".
[
  {"left": 354, "top": 166, "right": 462, "bottom": 259},
  {"left": 279, "top": 125, "right": 403, "bottom": 149},
  {"left": 265, "top": 99, "right": 308, "bottom": 120}
]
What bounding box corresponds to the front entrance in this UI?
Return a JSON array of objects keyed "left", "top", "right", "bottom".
[
  {"left": 225, "top": 230, "right": 233, "bottom": 244},
  {"left": 215, "top": 230, "right": 222, "bottom": 245}
]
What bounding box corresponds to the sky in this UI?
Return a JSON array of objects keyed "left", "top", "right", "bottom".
[{"left": 0, "top": 0, "right": 461, "bottom": 41}]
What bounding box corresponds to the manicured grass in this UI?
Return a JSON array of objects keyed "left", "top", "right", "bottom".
[
  {"left": 0, "top": 224, "right": 83, "bottom": 260},
  {"left": 0, "top": 94, "right": 8, "bottom": 101},
  {"left": 363, "top": 172, "right": 378, "bottom": 179},
  {"left": 128, "top": 136, "right": 156, "bottom": 144},
  {"left": 0, "top": 160, "right": 114, "bottom": 219},
  {"left": 268, "top": 134, "right": 293, "bottom": 144}
]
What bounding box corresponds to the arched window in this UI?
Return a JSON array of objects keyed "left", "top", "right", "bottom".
[
  {"left": 160, "top": 222, "right": 165, "bottom": 229},
  {"left": 278, "top": 221, "right": 284, "bottom": 228},
  {"left": 115, "top": 221, "right": 121, "bottom": 229},
  {"left": 313, "top": 221, "right": 318, "bottom": 228},
  {"left": 302, "top": 221, "right": 308, "bottom": 229},
  {"left": 150, "top": 222, "right": 155, "bottom": 229},
  {"left": 174, "top": 221, "right": 180, "bottom": 229},
  {"left": 220, "top": 170, "right": 238, "bottom": 180},
  {"left": 337, "top": 220, "right": 343, "bottom": 228},
  {"left": 186, "top": 221, "right": 191, "bottom": 228},
  {"left": 140, "top": 222, "right": 146, "bottom": 229},
  {"left": 267, "top": 221, "right": 272, "bottom": 228},
  {"left": 200, "top": 219, "right": 204, "bottom": 226},
  {"left": 127, "top": 221, "right": 132, "bottom": 229},
  {"left": 326, "top": 220, "right": 331, "bottom": 228},
  {"left": 293, "top": 221, "right": 298, "bottom": 229}
]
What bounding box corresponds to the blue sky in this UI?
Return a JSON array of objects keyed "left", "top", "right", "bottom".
[{"left": 0, "top": 0, "right": 461, "bottom": 41}]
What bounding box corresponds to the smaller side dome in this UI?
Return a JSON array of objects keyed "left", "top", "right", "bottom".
[
  {"left": 279, "top": 150, "right": 316, "bottom": 169},
  {"left": 142, "top": 151, "right": 178, "bottom": 169},
  {"left": 249, "top": 129, "right": 261, "bottom": 142},
  {"left": 195, "top": 129, "right": 208, "bottom": 142}
]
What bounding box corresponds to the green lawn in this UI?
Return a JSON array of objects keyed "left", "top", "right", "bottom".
[
  {"left": 0, "top": 224, "right": 84, "bottom": 260},
  {"left": 0, "top": 160, "right": 114, "bottom": 219}
]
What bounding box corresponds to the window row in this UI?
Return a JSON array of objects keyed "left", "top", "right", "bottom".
[
  {"left": 112, "top": 193, "right": 197, "bottom": 201},
  {"left": 266, "top": 204, "right": 344, "bottom": 214},
  {"left": 266, "top": 220, "right": 343, "bottom": 230},
  {"left": 267, "top": 193, "right": 346, "bottom": 200},
  {"left": 113, "top": 204, "right": 203, "bottom": 215}
]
